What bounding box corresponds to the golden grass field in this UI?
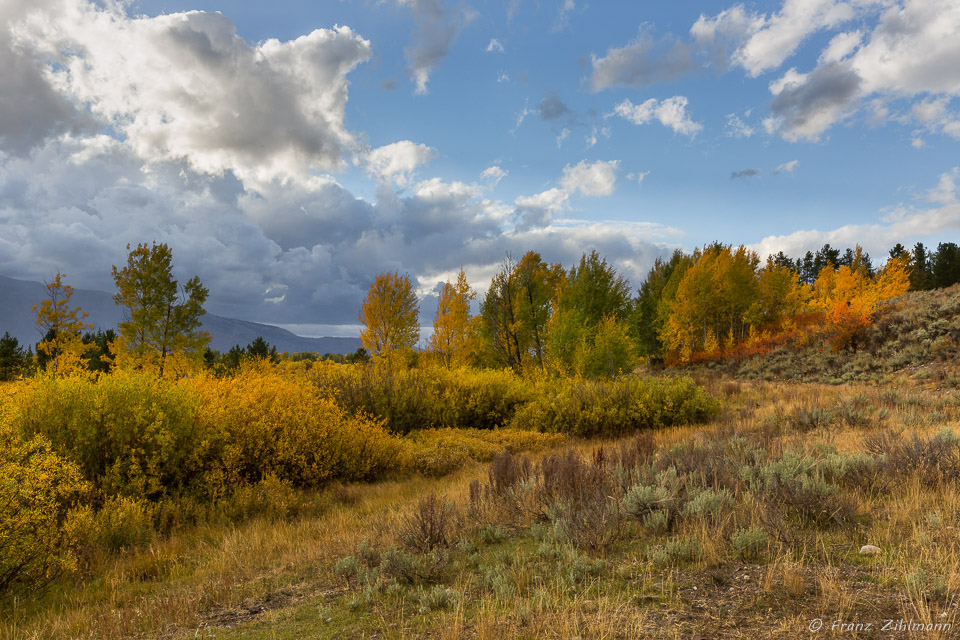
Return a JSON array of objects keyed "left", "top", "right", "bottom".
[{"left": 5, "top": 373, "right": 960, "bottom": 640}]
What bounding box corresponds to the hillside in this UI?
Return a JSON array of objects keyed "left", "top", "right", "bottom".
[
  {"left": 700, "top": 283, "right": 960, "bottom": 384},
  {"left": 0, "top": 275, "right": 361, "bottom": 354}
]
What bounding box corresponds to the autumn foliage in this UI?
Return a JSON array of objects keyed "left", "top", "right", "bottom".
[{"left": 647, "top": 244, "right": 911, "bottom": 364}]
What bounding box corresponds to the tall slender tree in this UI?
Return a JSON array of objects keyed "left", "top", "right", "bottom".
[
  {"left": 112, "top": 242, "right": 209, "bottom": 378},
  {"left": 429, "top": 268, "right": 476, "bottom": 367},
  {"left": 33, "top": 272, "right": 94, "bottom": 375}
]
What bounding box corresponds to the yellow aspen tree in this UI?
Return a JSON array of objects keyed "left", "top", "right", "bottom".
[
  {"left": 33, "top": 273, "right": 94, "bottom": 376},
  {"left": 359, "top": 272, "right": 420, "bottom": 357},
  {"left": 429, "top": 268, "right": 476, "bottom": 366}
]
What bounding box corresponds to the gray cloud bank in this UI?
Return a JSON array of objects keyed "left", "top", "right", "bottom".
[{"left": 0, "top": 1, "right": 673, "bottom": 328}]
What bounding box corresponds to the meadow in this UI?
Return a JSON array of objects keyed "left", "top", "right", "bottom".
[{"left": 3, "top": 360, "right": 960, "bottom": 639}]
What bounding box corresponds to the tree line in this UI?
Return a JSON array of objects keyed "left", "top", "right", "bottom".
[
  {"left": 3, "top": 238, "right": 955, "bottom": 381},
  {"left": 360, "top": 239, "right": 959, "bottom": 374}
]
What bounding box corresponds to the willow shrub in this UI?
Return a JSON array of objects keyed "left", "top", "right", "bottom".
[
  {"left": 9, "top": 372, "right": 202, "bottom": 499},
  {"left": 0, "top": 427, "right": 87, "bottom": 597},
  {"left": 192, "top": 365, "right": 402, "bottom": 490},
  {"left": 7, "top": 367, "right": 403, "bottom": 500},
  {"left": 313, "top": 362, "right": 534, "bottom": 434},
  {"left": 508, "top": 376, "right": 720, "bottom": 437}
]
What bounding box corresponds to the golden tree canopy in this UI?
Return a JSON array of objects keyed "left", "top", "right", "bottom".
[{"left": 359, "top": 272, "right": 420, "bottom": 357}]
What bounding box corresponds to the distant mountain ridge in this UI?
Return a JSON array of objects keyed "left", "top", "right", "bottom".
[{"left": 0, "top": 274, "right": 361, "bottom": 355}]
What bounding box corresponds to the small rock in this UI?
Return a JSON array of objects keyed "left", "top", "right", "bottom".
[{"left": 859, "top": 544, "right": 882, "bottom": 556}]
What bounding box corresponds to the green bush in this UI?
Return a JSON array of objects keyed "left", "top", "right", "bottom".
[
  {"left": 682, "top": 488, "right": 734, "bottom": 520},
  {"left": 622, "top": 484, "right": 671, "bottom": 520},
  {"left": 313, "top": 363, "right": 533, "bottom": 434},
  {"left": 731, "top": 526, "right": 769, "bottom": 560},
  {"left": 509, "top": 376, "right": 719, "bottom": 436}
]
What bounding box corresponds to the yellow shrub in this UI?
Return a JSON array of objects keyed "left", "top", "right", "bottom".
[
  {"left": 0, "top": 426, "right": 87, "bottom": 596},
  {"left": 186, "top": 364, "right": 404, "bottom": 488}
]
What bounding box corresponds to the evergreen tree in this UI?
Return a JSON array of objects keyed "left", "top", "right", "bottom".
[
  {"left": 932, "top": 242, "right": 960, "bottom": 288},
  {"left": 0, "top": 332, "right": 28, "bottom": 381},
  {"left": 911, "top": 242, "right": 933, "bottom": 290}
]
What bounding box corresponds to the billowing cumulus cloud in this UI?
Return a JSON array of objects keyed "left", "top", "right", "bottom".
[
  {"left": 0, "top": 0, "right": 90, "bottom": 155},
  {"left": 14, "top": 2, "right": 372, "bottom": 187},
  {"left": 0, "top": 2, "right": 676, "bottom": 331},
  {"left": 612, "top": 97, "right": 703, "bottom": 136}
]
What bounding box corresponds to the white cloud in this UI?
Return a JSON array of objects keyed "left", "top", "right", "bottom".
[
  {"left": 926, "top": 167, "right": 959, "bottom": 205},
  {"left": 486, "top": 38, "right": 504, "bottom": 53},
  {"left": 510, "top": 102, "right": 535, "bottom": 134},
  {"left": 497, "top": 70, "right": 510, "bottom": 83},
  {"left": 626, "top": 171, "right": 651, "bottom": 184},
  {"left": 515, "top": 187, "right": 570, "bottom": 212},
  {"left": 365, "top": 140, "right": 434, "bottom": 187},
  {"left": 585, "top": 126, "right": 611, "bottom": 149},
  {"left": 774, "top": 159, "right": 799, "bottom": 173},
  {"left": 16, "top": 3, "right": 371, "bottom": 188},
  {"left": 742, "top": 0, "right": 960, "bottom": 142},
  {"left": 612, "top": 97, "right": 703, "bottom": 136},
  {"left": 912, "top": 137, "right": 926, "bottom": 148},
  {"left": 769, "top": 68, "right": 809, "bottom": 96},
  {"left": 513, "top": 187, "right": 571, "bottom": 230},
  {"left": 552, "top": 0, "right": 576, "bottom": 33},
  {"left": 556, "top": 127, "right": 570, "bottom": 148},
  {"left": 819, "top": 30, "right": 862, "bottom": 63},
  {"left": 695, "top": 0, "right": 858, "bottom": 78},
  {"left": 560, "top": 159, "right": 620, "bottom": 197},
  {"left": 725, "top": 113, "right": 755, "bottom": 138},
  {"left": 480, "top": 165, "right": 507, "bottom": 185},
  {"left": 912, "top": 98, "right": 948, "bottom": 122}
]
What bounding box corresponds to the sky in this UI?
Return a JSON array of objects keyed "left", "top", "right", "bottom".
[{"left": 1, "top": 0, "right": 959, "bottom": 336}]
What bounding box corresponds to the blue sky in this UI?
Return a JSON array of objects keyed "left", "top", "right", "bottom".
[{"left": 1, "top": 0, "right": 958, "bottom": 333}]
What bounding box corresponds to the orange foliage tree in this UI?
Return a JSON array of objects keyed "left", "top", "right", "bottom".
[{"left": 812, "top": 251, "right": 910, "bottom": 350}]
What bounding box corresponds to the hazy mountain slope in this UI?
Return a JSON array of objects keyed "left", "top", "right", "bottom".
[{"left": 0, "top": 274, "right": 360, "bottom": 354}]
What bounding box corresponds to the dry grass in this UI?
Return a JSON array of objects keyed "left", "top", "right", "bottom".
[{"left": 4, "top": 377, "right": 960, "bottom": 639}]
